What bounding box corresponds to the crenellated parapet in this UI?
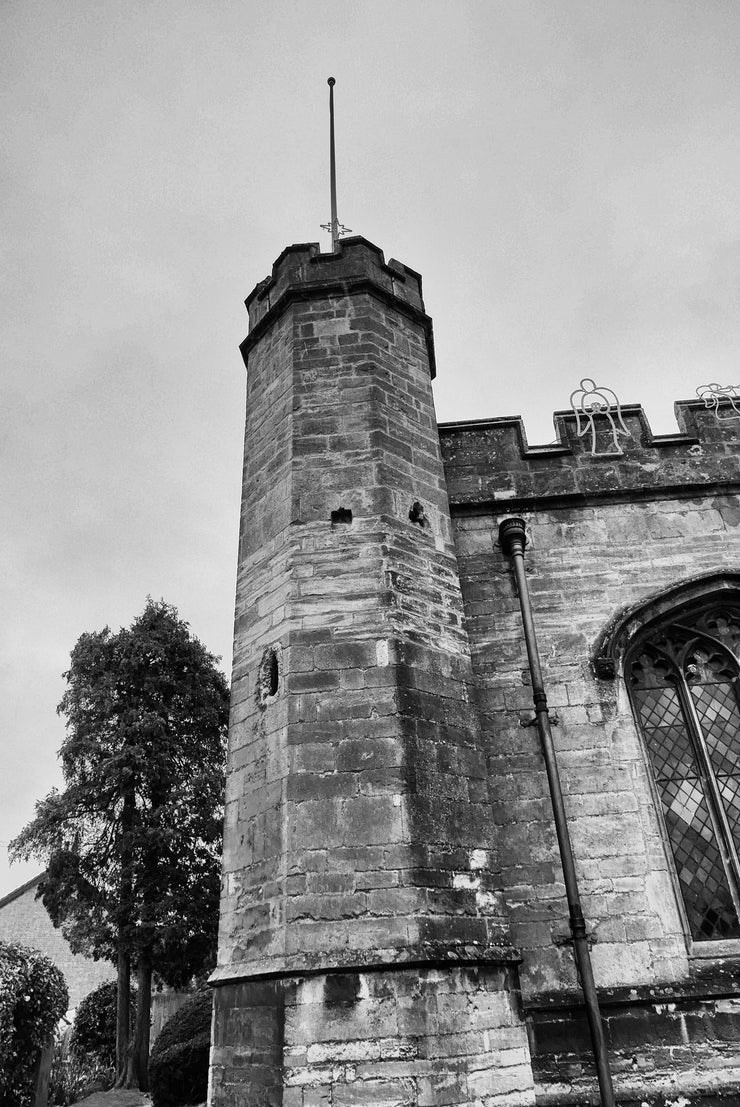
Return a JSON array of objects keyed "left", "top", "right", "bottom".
[
  {"left": 243, "top": 236, "right": 435, "bottom": 374},
  {"left": 440, "top": 399, "right": 740, "bottom": 511}
]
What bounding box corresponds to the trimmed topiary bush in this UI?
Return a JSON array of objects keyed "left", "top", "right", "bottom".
[
  {"left": 0, "top": 939, "right": 68, "bottom": 1107},
  {"left": 69, "top": 979, "right": 135, "bottom": 1068},
  {"left": 149, "top": 989, "right": 212, "bottom": 1107}
]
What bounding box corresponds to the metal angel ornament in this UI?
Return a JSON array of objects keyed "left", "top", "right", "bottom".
[
  {"left": 569, "top": 378, "right": 632, "bottom": 456},
  {"left": 696, "top": 383, "right": 740, "bottom": 421}
]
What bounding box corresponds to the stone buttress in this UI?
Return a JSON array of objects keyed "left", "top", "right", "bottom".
[{"left": 209, "top": 239, "right": 535, "bottom": 1107}]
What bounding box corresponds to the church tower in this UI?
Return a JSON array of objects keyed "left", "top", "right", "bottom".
[{"left": 209, "top": 238, "right": 535, "bottom": 1106}]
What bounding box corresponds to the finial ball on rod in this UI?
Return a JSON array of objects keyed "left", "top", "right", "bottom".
[{"left": 328, "top": 77, "right": 335, "bottom": 86}]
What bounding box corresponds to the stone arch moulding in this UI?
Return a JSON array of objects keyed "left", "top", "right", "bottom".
[{"left": 591, "top": 570, "right": 740, "bottom": 679}]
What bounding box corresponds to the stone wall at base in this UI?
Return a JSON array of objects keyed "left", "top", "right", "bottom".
[
  {"left": 211, "top": 963, "right": 535, "bottom": 1107},
  {"left": 526, "top": 968, "right": 740, "bottom": 1105}
]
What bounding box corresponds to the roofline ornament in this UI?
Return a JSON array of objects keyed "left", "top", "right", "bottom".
[
  {"left": 696, "top": 383, "right": 740, "bottom": 420},
  {"left": 569, "top": 378, "right": 632, "bottom": 456}
]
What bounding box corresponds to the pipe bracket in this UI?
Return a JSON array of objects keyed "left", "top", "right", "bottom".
[{"left": 520, "top": 712, "right": 560, "bottom": 728}]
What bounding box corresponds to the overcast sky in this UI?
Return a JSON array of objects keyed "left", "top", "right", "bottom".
[{"left": 2, "top": 0, "right": 740, "bottom": 898}]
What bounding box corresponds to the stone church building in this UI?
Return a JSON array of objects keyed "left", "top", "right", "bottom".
[{"left": 209, "top": 237, "right": 740, "bottom": 1106}]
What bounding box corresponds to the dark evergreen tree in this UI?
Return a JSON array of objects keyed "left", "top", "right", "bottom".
[{"left": 10, "top": 599, "right": 229, "bottom": 1090}]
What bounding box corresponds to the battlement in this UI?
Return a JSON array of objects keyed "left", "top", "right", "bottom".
[
  {"left": 440, "top": 399, "right": 740, "bottom": 510},
  {"left": 242, "top": 237, "right": 433, "bottom": 367}
]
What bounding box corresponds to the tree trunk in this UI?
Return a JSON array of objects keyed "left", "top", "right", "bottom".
[
  {"left": 120, "top": 1040, "right": 138, "bottom": 1088},
  {"left": 132, "top": 950, "right": 153, "bottom": 1090},
  {"left": 115, "top": 947, "right": 130, "bottom": 1082},
  {"left": 31, "top": 1036, "right": 54, "bottom": 1107},
  {"left": 115, "top": 785, "right": 135, "bottom": 1087}
]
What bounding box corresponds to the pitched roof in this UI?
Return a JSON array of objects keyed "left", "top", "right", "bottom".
[{"left": 0, "top": 872, "right": 46, "bottom": 911}]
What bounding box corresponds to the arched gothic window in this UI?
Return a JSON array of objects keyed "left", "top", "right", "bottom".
[{"left": 627, "top": 602, "right": 740, "bottom": 942}]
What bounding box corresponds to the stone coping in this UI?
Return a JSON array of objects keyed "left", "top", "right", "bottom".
[{"left": 209, "top": 940, "right": 522, "bottom": 986}]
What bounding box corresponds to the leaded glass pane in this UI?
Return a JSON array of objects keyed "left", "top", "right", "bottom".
[
  {"left": 645, "top": 723, "right": 694, "bottom": 781},
  {"left": 719, "top": 779, "right": 740, "bottom": 839},
  {"left": 660, "top": 776, "right": 740, "bottom": 938},
  {"left": 633, "top": 685, "right": 683, "bottom": 732},
  {"left": 694, "top": 683, "right": 740, "bottom": 775},
  {"left": 689, "top": 649, "right": 740, "bottom": 779}
]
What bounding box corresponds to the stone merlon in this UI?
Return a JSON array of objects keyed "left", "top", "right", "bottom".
[{"left": 241, "top": 236, "right": 436, "bottom": 376}]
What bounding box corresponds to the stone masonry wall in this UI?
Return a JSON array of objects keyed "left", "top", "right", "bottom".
[
  {"left": 528, "top": 966, "right": 740, "bottom": 1106},
  {"left": 441, "top": 403, "right": 740, "bottom": 1102},
  {"left": 211, "top": 239, "right": 533, "bottom": 1105},
  {"left": 211, "top": 965, "right": 534, "bottom": 1107},
  {"left": 0, "top": 875, "right": 114, "bottom": 1011},
  {"left": 216, "top": 241, "right": 513, "bottom": 983}
]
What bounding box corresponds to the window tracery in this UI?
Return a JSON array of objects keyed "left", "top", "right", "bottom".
[{"left": 627, "top": 602, "right": 740, "bottom": 941}]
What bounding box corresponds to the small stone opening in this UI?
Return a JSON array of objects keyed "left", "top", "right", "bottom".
[
  {"left": 331, "top": 507, "right": 353, "bottom": 525},
  {"left": 257, "top": 647, "right": 280, "bottom": 705},
  {"left": 268, "top": 651, "right": 279, "bottom": 696},
  {"left": 323, "top": 972, "right": 361, "bottom": 1007},
  {"left": 409, "top": 501, "right": 428, "bottom": 528}
]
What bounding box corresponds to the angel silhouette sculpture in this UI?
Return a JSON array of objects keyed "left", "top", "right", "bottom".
[
  {"left": 569, "top": 378, "right": 631, "bottom": 456},
  {"left": 696, "top": 383, "right": 740, "bottom": 421}
]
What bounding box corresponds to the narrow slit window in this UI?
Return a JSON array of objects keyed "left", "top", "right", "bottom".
[
  {"left": 268, "top": 650, "right": 279, "bottom": 696},
  {"left": 257, "top": 647, "right": 280, "bottom": 705}
]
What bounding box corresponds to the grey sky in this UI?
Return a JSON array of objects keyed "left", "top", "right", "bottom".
[{"left": 2, "top": 0, "right": 740, "bottom": 897}]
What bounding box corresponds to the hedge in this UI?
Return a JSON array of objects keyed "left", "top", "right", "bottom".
[
  {"left": 149, "top": 989, "right": 212, "bottom": 1107},
  {"left": 0, "top": 940, "right": 68, "bottom": 1107},
  {"left": 70, "top": 979, "right": 136, "bottom": 1068}
]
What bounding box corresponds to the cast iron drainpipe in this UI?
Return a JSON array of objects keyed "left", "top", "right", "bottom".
[{"left": 498, "top": 517, "right": 616, "bottom": 1107}]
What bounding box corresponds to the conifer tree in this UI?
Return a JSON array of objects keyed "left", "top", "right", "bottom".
[{"left": 11, "top": 599, "right": 229, "bottom": 1089}]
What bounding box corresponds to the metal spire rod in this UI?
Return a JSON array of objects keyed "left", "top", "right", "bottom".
[
  {"left": 498, "top": 517, "right": 616, "bottom": 1107},
  {"left": 321, "top": 77, "right": 351, "bottom": 251},
  {"left": 328, "top": 77, "right": 338, "bottom": 250}
]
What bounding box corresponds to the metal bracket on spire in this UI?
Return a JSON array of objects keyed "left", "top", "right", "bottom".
[{"left": 320, "top": 77, "right": 352, "bottom": 252}]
